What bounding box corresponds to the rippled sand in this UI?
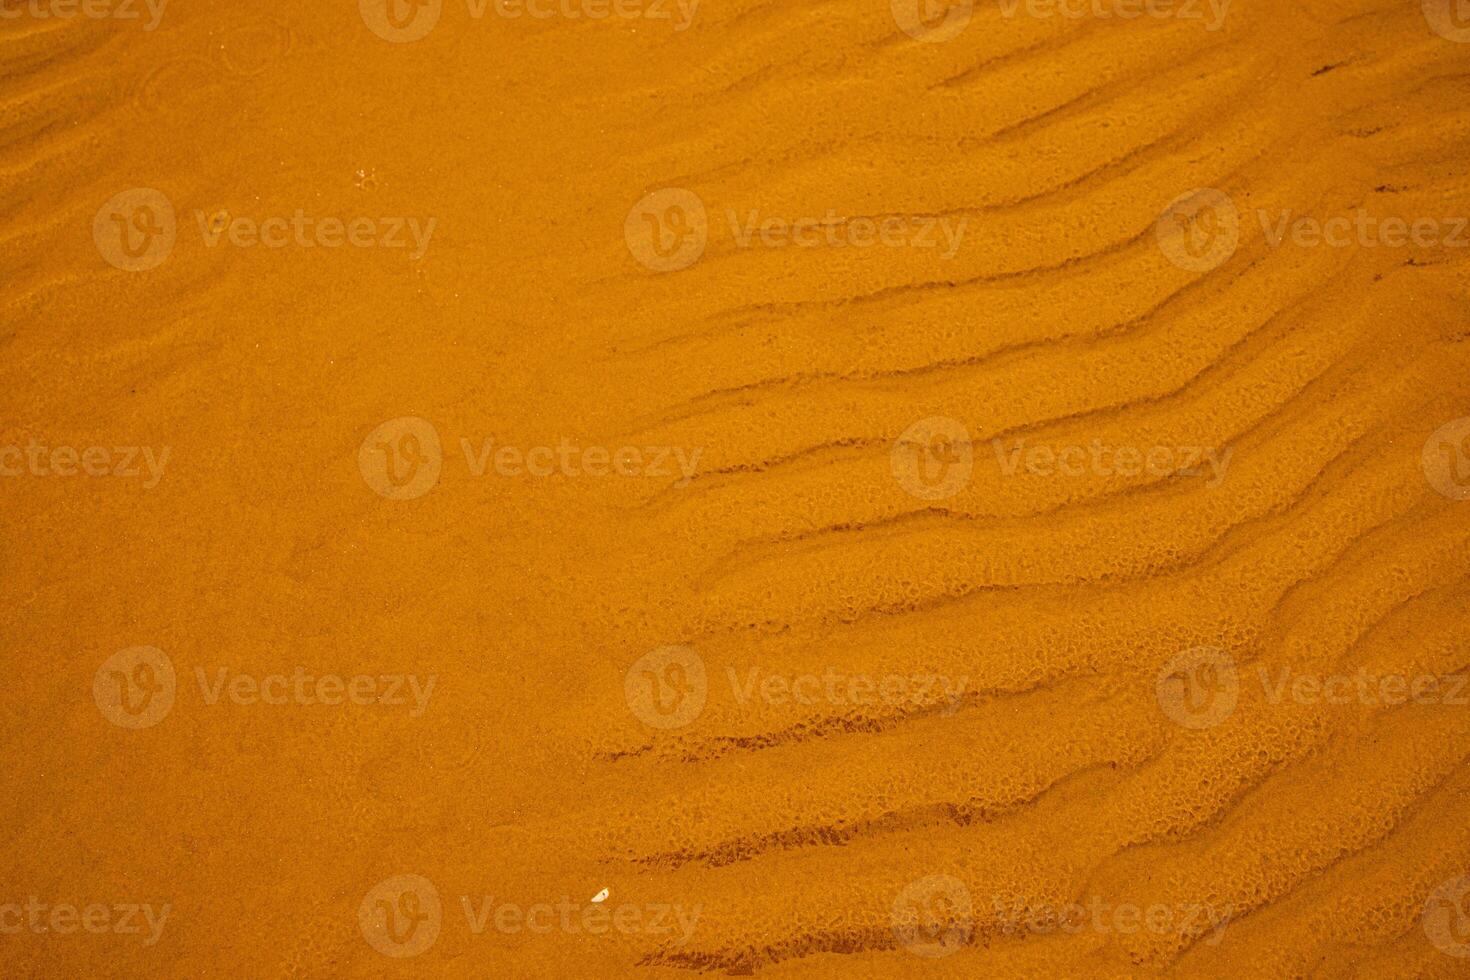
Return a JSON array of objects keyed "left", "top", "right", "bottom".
[{"left": 4, "top": 0, "right": 1470, "bottom": 976}]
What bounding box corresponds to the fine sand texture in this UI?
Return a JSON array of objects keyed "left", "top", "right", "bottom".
[{"left": 4, "top": 0, "right": 1470, "bottom": 976}]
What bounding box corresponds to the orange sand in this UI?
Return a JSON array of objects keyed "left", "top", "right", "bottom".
[{"left": 4, "top": 0, "right": 1470, "bottom": 975}]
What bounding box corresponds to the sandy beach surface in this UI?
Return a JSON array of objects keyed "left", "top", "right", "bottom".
[{"left": 3, "top": 0, "right": 1470, "bottom": 975}]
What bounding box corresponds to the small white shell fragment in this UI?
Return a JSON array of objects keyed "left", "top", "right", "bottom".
[{"left": 591, "top": 888, "right": 610, "bottom": 904}]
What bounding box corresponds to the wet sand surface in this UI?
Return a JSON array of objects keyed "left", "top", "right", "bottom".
[{"left": 4, "top": 0, "right": 1470, "bottom": 975}]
